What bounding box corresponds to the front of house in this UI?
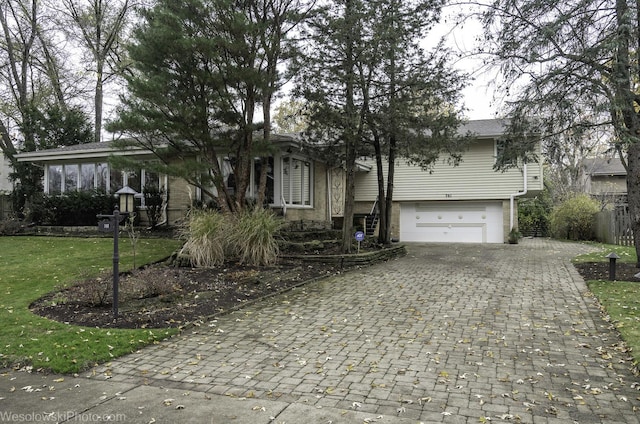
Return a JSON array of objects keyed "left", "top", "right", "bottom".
[
  {"left": 352, "top": 120, "right": 544, "bottom": 243},
  {"left": 15, "top": 119, "right": 543, "bottom": 243}
]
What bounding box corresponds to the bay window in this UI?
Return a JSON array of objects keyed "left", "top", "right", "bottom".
[
  {"left": 45, "top": 162, "right": 163, "bottom": 208},
  {"left": 48, "top": 165, "right": 62, "bottom": 195},
  {"left": 64, "top": 165, "right": 79, "bottom": 192},
  {"left": 80, "top": 164, "right": 95, "bottom": 191}
]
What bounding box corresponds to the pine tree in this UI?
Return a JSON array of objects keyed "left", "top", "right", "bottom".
[{"left": 295, "top": 0, "right": 467, "bottom": 249}]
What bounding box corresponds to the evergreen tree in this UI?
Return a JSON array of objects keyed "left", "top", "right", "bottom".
[
  {"left": 109, "top": 0, "right": 308, "bottom": 213},
  {"left": 294, "top": 0, "right": 365, "bottom": 253},
  {"left": 295, "top": 0, "right": 467, "bottom": 249},
  {"left": 365, "top": 0, "right": 467, "bottom": 245}
]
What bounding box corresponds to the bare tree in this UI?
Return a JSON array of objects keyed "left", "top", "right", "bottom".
[
  {"left": 60, "top": 0, "right": 131, "bottom": 143},
  {"left": 0, "top": 1, "right": 94, "bottom": 213},
  {"left": 480, "top": 0, "right": 640, "bottom": 263}
]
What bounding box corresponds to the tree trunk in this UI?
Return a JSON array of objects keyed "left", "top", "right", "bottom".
[
  {"left": 627, "top": 142, "right": 640, "bottom": 267},
  {"left": 614, "top": 0, "right": 640, "bottom": 265},
  {"left": 374, "top": 132, "right": 387, "bottom": 244},
  {"left": 95, "top": 65, "right": 103, "bottom": 143},
  {"left": 258, "top": 87, "right": 273, "bottom": 207},
  {"left": 384, "top": 134, "right": 397, "bottom": 244},
  {"left": 340, "top": 0, "right": 358, "bottom": 253}
]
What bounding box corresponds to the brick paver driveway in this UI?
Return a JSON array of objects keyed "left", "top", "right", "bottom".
[{"left": 94, "top": 238, "right": 640, "bottom": 423}]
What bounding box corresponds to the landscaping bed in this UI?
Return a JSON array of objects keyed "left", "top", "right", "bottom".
[
  {"left": 574, "top": 261, "right": 640, "bottom": 282},
  {"left": 30, "top": 244, "right": 406, "bottom": 330}
]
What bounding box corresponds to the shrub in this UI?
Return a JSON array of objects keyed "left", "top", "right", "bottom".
[
  {"left": 144, "top": 185, "right": 166, "bottom": 228},
  {"left": 121, "top": 267, "right": 177, "bottom": 300},
  {"left": 0, "top": 219, "right": 23, "bottom": 235},
  {"left": 228, "top": 207, "right": 283, "bottom": 266},
  {"left": 550, "top": 194, "right": 600, "bottom": 241},
  {"left": 178, "top": 207, "right": 284, "bottom": 267},
  {"left": 179, "top": 210, "right": 229, "bottom": 267},
  {"left": 518, "top": 191, "right": 551, "bottom": 237},
  {"left": 74, "top": 273, "right": 112, "bottom": 306},
  {"left": 28, "top": 191, "right": 116, "bottom": 226}
]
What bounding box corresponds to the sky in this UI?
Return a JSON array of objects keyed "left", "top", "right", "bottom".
[{"left": 432, "top": 8, "right": 503, "bottom": 121}]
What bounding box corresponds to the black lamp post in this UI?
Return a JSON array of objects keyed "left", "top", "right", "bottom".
[
  {"left": 606, "top": 252, "right": 620, "bottom": 281},
  {"left": 97, "top": 186, "right": 137, "bottom": 321}
]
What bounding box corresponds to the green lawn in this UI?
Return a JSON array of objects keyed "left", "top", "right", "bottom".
[
  {"left": 574, "top": 244, "right": 640, "bottom": 368},
  {"left": 573, "top": 243, "right": 637, "bottom": 263},
  {"left": 0, "top": 236, "right": 182, "bottom": 374}
]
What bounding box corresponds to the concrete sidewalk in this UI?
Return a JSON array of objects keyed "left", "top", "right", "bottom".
[{"left": 2, "top": 239, "right": 639, "bottom": 423}]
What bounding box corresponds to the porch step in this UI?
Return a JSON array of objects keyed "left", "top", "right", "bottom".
[{"left": 365, "top": 213, "right": 378, "bottom": 236}]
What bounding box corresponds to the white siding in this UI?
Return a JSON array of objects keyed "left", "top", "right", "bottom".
[
  {"left": 355, "top": 139, "right": 543, "bottom": 202},
  {"left": 0, "top": 155, "right": 12, "bottom": 193}
]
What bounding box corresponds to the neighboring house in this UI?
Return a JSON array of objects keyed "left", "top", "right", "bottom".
[
  {"left": 582, "top": 157, "right": 627, "bottom": 204},
  {"left": 0, "top": 154, "right": 13, "bottom": 219},
  {"left": 15, "top": 119, "right": 544, "bottom": 243}
]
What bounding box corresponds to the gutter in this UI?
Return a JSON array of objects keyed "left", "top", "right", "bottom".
[{"left": 509, "top": 164, "right": 528, "bottom": 231}]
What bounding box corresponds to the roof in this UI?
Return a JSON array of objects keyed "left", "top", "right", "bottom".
[
  {"left": 458, "top": 119, "right": 509, "bottom": 138},
  {"left": 15, "top": 133, "right": 301, "bottom": 163},
  {"left": 583, "top": 157, "right": 626, "bottom": 176},
  {"left": 14, "top": 140, "right": 150, "bottom": 162},
  {"left": 14, "top": 120, "right": 510, "bottom": 163}
]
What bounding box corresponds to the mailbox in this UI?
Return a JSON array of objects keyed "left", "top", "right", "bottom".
[{"left": 98, "top": 219, "right": 112, "bottom": 233}]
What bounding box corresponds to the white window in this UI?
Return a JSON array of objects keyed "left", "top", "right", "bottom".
[
  {"left": 96, "top": 163, "right": 108, "bottom": 191},
  {"left": 253, "top": 157, "right": 274, "bottom": 204},
  {"left": 64, "top": 165, "right": 79, "bottom": 192},
  {"left": 45, "top": 163, "right": 163, "bottom": 208},
  {"left": 80, "top": 164, "right": 95, "bottom": 191},
  {"left": 282, "top": 156, "right": 312, "bottom": 206},
  {"left": 48, "top": 165, "right": 62, "bottom": 195}
]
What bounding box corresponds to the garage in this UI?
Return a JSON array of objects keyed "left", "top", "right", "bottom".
[{"left": 399, "top": 202, "right": 504, "bottom": 243}]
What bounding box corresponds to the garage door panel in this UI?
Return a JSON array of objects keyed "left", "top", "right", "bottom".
[
  {"left": 414, "top": 223, "right": 485, "bottom": 243},
  {"left": 400, "top": 202, "right": 503, "bottom": 243}
]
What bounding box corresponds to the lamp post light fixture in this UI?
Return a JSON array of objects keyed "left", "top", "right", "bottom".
[
  {"left": 606, "top": 252, "right": 620, "bottom": 281},
  {"left": 97, "top": 186, "right": 137, "bottom": 321}
]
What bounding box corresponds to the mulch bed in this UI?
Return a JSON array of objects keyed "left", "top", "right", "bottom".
[
  {"left": 574, "top": 261, "right": 640, "bottom": 282},
  {"left": 30, "top": 257, "right": 355, "bottom": 330}
]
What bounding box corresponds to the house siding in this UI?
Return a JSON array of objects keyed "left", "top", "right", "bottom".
[
  {"left": 166, "top": 176, "right": 192, "bottom": 224},
  {"left": 590, "top": 176, "right": 626, "bottom": 196},
  {"left": 354, "top": 139, "right": 543, "bottom": 202}
]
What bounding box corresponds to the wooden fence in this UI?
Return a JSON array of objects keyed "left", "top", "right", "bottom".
[{"left": 595, "top": 207, "right": 634, "bottom": 246}]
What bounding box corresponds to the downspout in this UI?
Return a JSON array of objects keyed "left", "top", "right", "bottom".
[
  {"left": 327, "top": 167, "right": 332, "bottom": 224},
  {"left": 509, "top": 164, "right": 528, "bottom": 231}
]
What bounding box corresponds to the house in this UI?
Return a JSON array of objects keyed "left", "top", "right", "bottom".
[
  {"left": 582, "top": 157, "right": 627, "bottom": 204},
  {"left": 15, "top": 119, "right": 543, "bottom": 243},
  {"left": 0, "top": 154, "right": 13, "bottom": 219},
  {"left": 353, "top": 119, "right": 544, "bottom": 243}
]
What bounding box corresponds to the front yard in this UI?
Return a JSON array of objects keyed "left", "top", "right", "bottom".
[
  {"left": 2, "top": 237, "right": 638, "bottom": 375},
  {"left": 0, "top": 236, "right": 182, "bottom": 374}
]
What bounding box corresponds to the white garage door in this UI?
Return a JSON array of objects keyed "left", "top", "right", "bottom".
[{"left": 400, "top": 202, "right": 504, "bottom": 243}]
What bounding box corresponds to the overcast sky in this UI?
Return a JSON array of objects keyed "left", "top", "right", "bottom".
[{"left": 432, "top": 6, "right": 504, "bottom": 120}]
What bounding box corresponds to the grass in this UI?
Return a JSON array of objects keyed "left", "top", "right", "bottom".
[
  {"left": 574, "top": 243, "right": 640, "bottom": 368},
  {"left": 0, "top": 236, "right": 182, "bottom": 374},
  {"left": 573, "top": 243, "right": 637, "bottom": 263}
]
